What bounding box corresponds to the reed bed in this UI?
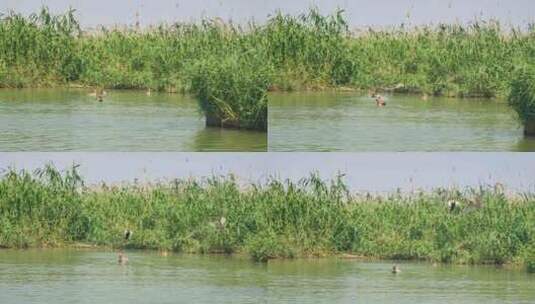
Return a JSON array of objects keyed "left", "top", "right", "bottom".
[
  {"left": 2, "top": 8, "right": 535, "bottom": 97},
  {"left": 509, "top": 66, "right": 535, "bottom": 135},
  {"left": 188, "top": 54, "right": 271, "bottom": 130},
  {"left": 1, "top": 166, "right": 534, "bottom": 270}
]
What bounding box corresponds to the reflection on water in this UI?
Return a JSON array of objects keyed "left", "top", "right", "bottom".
[
  {"left": 268, "top": 92, "right": 535, "bottom": 151},
  {"left": 0, "top": 89, "right": 266, "bottom": 151},
  {"left": 190, "top": 127, "right": 267, "bottom": 152},
  {"left": 0, "top": 249, "right": 533, "bottom": 304}
]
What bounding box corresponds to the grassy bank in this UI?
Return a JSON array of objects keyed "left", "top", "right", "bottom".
[
  {"left": 2, "top": 8, "right": 535, "bottom": 98},
  {"left": 1, "top": 166, "right": 535, "bottom": 270}
]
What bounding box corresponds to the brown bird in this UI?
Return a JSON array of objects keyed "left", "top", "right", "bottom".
[
  {"left": 376, "top": 95, "right": 387, "bottom": 107},
  {"left": 118, "top": 252, "right": 128, "bottom": 265}
]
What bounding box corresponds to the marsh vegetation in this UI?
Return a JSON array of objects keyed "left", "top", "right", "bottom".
[
  {"left": 3, "top": 8, "right": 535, "bottom": 129},
  {"left": 1, "top": 166, "right": 534, "bottom": 271},
  {"left": 509, "top": 67, "right": 535, "bottom": 136}
]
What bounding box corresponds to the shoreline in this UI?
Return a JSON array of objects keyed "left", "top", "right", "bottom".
[
  {"left": 1, "top": 167, "right": 534, "bottom": 270},
  {"left": 0, "top": 246, "right": 528, "bottom": 271},
  {"left": 0, "top": 85, "right": 508, "bottom": 101}
]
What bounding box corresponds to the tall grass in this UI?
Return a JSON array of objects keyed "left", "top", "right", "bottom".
[
  {"left": 2, "top": 7, "right": 535, "bottom": 98},
  {"left": 188, "top": 54, "right": 271, "bottom": 130},
  {"left": 0, "top": 7, "right": 80, "bottom": 87},
  {"left": 509, "top": 66, "right": 535, "bottom": 134},
  {"left": 1, "top": 166, "right": 535, "bottom": 270}
]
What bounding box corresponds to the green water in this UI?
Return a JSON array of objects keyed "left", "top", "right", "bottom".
[
  {"left": 0, "top": 89, "right": 266, "bottom": 151},
  {"left": 0, "top": 249, "right": 533, "bottom": 304},
  {"left": 268, "top": 92, "right": 535, "bottom": 151}
]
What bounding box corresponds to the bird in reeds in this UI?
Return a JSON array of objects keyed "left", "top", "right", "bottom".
[
  {"left": 118, "top": 251, "right": 128, "bottom": 265},
  {"left": 146, "top": 88, "right": 151, "bottom": 96},
  {"left": 447, "top": 200, "right": 461, "bottom": 212},
  {"left": 124, "top": 229, "right": 132, "bottom": 241},
  {"left": 209, "top": 216, "right": 227, "bottom": 231},
  {"left": 392, "top": 264, "right": 401, "bottom": 274},
  {"left": 376, "top": 95, "right": 386, "bottom": 107}
]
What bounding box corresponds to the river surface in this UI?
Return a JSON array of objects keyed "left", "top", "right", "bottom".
[
  {"left": 268, "top": 92, "right": 535, "bottom": 151},
  {"left": 0, "top": 89, "right": 266, "bottom": 151},
  {"left": 0, "top": 249, "right": 533, "bottom": 304}
]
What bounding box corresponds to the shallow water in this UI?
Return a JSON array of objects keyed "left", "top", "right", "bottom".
[
  {"left": 268, "top": 92, "right": 535, "bottom": 151},
  {"left": 0, "top": 249, "right": 533, "bottom": 304},
  {"left": 0, "top": 89, "right": 266, "bottom": 151}
]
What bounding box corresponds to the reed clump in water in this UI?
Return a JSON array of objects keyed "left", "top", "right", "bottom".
[
  {"left": 525, "top": 246, "right": 535, "bottom": 273},
  {"left": 188, "top": 54, "right": 271, "bottom": 131},
  {"left": 1, "top": 166, "right": 535, "bottom": 266},
  {"left": 2, "top": 7, "right": 535, "bottom": 99},
  {"left": 508, "top": 67, "right": 535, "bottom": 136}
]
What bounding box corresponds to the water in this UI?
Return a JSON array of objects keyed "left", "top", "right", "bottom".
[
  {"left": 0, "top": 89, "right": 266, "bottom": 151},
  {"left": 0, "top": 249, "right": 533, "bottom": 304},
  {"left": 269, "top": 92, "right": 535, "bottom": 151}
]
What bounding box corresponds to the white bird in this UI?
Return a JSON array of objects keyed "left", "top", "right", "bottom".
[{"left": 447, "top": 200, "right": 461, "bottom": 212}]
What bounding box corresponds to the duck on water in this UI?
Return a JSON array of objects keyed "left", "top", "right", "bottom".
[
  {"left": 89, "top": 88, "right": 106, "bottom": 102},
  {"left": 370, "top": 92, "right": 387, "bottom": 107}
]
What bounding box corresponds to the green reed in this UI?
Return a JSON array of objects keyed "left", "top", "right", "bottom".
[
  {"left": 509, "top": 66, "right": 535, "bottom": 124},
  {"left": 1, "top": 166, "right": 534, "bottom": 271},
  {"left": 3, "top": 7, "right": 535, "bottom": 96},
  {"left": 188, "top": 53, "right": 271, "bottom": 130}
]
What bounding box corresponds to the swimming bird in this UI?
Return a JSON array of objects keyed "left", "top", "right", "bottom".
[
  {"left": 118, "top": 252, "right": 128, "bottom": 265},
  {"left": 392, "top": 264, "right": 401, "bottom": 274},
  {"left": 421, "top": 93, "right": 429, "bottom": 101},
  {"left": 376, "top": 95, "right": 386, "bottom": 107},
  {"left": 89, "top": 88, "right": 106, "bottom": 102}
]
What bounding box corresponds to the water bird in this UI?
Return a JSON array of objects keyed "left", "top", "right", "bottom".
[
  {"left": 124, "top": 229, "right": 133, "bottom": 241},
  {"left": 146, "top": 88, "right": 151, "bottom": 96},
  {"left": 118, "top": 252, "right": 128, "bottom": 265},
  {"left": 392, "top": 265, "right": 401, "bottom": 274},
  {"left": 447, "top": 200, "right": 461, "bottom": 212},
  {"left": 421, "top": 93, "right": 429, "bottom": 101},
  {"left": 209, "top": 216, "right": 227, "bottom": 230},
  {"left": 89, "top": 88, "right": 106, "bottom": 102},
  {"left": 376, "top": 95, "right": 386, "bottom": 107}
]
